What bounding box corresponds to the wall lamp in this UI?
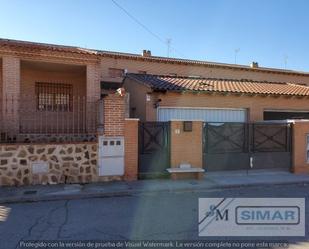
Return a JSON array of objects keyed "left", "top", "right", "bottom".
[{"left": 153, "top": 99, "right": 162, "bottom": 109}]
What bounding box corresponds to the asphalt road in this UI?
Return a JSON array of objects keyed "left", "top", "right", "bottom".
[{"left": 0, "top": 183, "right": 308, "bottom": 249}]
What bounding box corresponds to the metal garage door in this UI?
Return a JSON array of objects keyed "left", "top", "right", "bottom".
[
  {"left": 203, "top": 122, "right": 292, "bottom": 171},
  {"left": 158, "top": 107, "right": 247, "bottom": 122}
]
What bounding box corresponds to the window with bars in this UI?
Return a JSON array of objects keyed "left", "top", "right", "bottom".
[{"left": 36, "top": 82, "right": 73, "bottom": 111}]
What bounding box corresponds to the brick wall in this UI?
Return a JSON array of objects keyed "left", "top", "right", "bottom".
[
  {"left": 170, "top": 121, "right": 203, "bottom": 168},
  {"left": 21, "top": 64, "right": 86, "bottom": 97},
  {"left": 2, "top": 41, "right": 309, "bottom": 85},
  {"left": 20, "top": 64, "right": 87, "bottom": 132},
  {"left": 100, "top": 56, "right": 309, "bottom": 85},
  {"left": 86, "top": 63, "right": 100, "bottom": 101},
  {"left": 145, "top": 92, "right": 309, "bottom": 122},
  {"left": 3, "top": 40, "right": 309, "bottom": 87},
  {"left": 123, "top": 78, "right": 147, "bottom": 121},
  {"left": 124, "top": 118, "right": 139, "bottom": 180},
  {"left": 2, "top": 56, "right": 20, "bottom": 132},
  {"left": 0, "top": 45, "right": 98, "bottom": 66},
  {"left": 0, "top": 59, "right": 2, "bottom": 115},
  {"left": 2, "top": 56, "right": 20, "bottom": 96},
  {"left": 292, "top": 121, "right": 309, "bottom": 174},
  {"left": 103, "top": 93, "right": 125, "bottom": 136}
]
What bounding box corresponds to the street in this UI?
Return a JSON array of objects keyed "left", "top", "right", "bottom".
[{"left": 0, "top": 183, "right": 308, "bottom": 249}]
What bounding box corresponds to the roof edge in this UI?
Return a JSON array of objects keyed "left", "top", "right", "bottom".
[
  {"left": 125, "top": 73, "right": 302, "bottom": 86},
  {"left": 125, "top": 73, "right": 309, "bottom": 97},
  {"left": 1, "top": 38, "right": 309, "bottom": 76}
]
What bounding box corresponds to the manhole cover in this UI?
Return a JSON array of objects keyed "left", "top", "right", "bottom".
[{"left": 23, "top": 190, "right": 37, "bottom": 195}]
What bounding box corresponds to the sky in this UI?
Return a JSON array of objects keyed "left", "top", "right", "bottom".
[{"left": 0, "top": 0, "right": 309, "bottom": 71}]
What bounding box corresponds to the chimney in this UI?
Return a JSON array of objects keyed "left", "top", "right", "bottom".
[
  {"left": 142, "top": 50, "right": 151, "bottom": 57},
  {"left": 250, "top": 62, "right": 259, "bottom": 68}
]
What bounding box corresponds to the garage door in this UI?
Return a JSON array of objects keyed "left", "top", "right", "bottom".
[
  {"left": 158, "top": 107, "right": 247, "bottom": 122},
  {"left": 203, "top": 122, "right": 292, "bottom": 171}
]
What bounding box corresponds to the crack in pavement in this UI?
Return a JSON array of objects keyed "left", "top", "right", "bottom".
[
  {"left": 35, "top": 200, "right": 69, "bottom": 240},
  {"left": 14, "top": 215, "right": 45, "bottom": 249},
  {"left": 27, "top": 216, "right": 45, "bottom": 238},
  {"left": 56, "top": 200, "right": 69, "bottom": 239},
  {"left": 14, "top": 200, "right": 70, "bottom": 248}
]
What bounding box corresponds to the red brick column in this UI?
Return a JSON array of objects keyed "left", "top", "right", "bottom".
[
  {"left": 86, "top": 63, "right": 100, "bottom": 133},
  {"left": 124, "top": 118, "right": 139, "bottom": 181},
  {"left": 86, "top": 63, "right": 100, "bottom": 101},
  {"left": 292, "top": 121, "right": 309, "bottom": 174},
  {"left": 2, "top": 56, "right": 20, "bottom": 134},
  {"left": 169, "top": 120, "right": 204, "bottom": 180},
  {"left": 170, "top": 120, "right": 203, "bottom": 168},
  {"left": 103, "top": 94, "right": 125, "bottom": 137}
]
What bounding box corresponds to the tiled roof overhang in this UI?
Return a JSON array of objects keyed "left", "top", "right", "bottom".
[{"left": 126, "top": 73, "right": 309, "bottom": 97}]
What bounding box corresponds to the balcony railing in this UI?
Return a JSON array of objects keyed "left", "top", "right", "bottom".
[{"left": 0, "top": 95, "right": 99, "bottom": 143}]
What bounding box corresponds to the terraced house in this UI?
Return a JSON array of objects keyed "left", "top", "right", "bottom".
[{"left": 1, "top": 38, "right": 309, "bottom": 186}]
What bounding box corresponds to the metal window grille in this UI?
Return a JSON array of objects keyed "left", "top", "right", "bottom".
[
  {"left": 36, "top": 82, "right": 73, "bottom": 112},
  {"left": 0, "top": 93, "right": 99, "bottom": 143}
]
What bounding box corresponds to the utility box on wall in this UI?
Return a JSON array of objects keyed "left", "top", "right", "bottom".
[
  {"left": 98, "top": 136, "right": 125, "bottom": 176},
  {"left": 183, "top": 121, "right": 193, "bottom": 132}
]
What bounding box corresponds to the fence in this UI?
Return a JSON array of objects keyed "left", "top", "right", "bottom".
[{"left": 0, "top": 95, "right": 99, "bottom": 143}]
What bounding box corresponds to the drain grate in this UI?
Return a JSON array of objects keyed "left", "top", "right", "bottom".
[{"left": 23, "top": 190, "right": 37, "bottom": 195}]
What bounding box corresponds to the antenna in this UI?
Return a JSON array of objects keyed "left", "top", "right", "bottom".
[
  {"left": 284, "top": 55, "right": 288, "bottom": 69},
  {"left": 166, "top": 38, "right": 172, "bottom": 57},
  {"left": 234, "top": 48, "right": 240, "bottom": 64}
]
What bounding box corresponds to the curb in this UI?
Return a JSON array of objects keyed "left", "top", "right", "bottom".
[{"left": 0, "top": 180, "right": 308, "bottom": 204}]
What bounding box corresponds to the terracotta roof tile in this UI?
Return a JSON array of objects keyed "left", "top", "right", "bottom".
[{"left": 126, "top": 73, "right": 309, "bottom": 97}]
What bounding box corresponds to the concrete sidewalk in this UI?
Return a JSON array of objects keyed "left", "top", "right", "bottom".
[{"left": 0, "top": 170, "right": 309, "bottom": 204}]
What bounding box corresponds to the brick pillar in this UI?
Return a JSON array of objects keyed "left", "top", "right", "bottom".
[
  {"left": 292, "top": 121, "right": 309, "bottom": 174},
  {"left": 2, "top": 56, "right": 20, "bottom": 134},
  {"left": 170, "top": 120, "right": 203, "bottom": 168},
  {"left": 249, "top": 106, "right": 263, "bottom": 122},
  {"left": 86, "top": 63, "right": 100, "bottom": 101},
  {"left": 104, "top": 94, "right": 125, "bottom": 137},
  {"left": 86, "top": 63, "right": 100, "bottom": 133},
  {"left": 124, "top": 118, "right": 139, "bottom": 181}
]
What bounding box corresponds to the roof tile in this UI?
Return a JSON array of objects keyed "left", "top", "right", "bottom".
[{"left": 126, "top": 73, "right": 309, "bottom": 97}]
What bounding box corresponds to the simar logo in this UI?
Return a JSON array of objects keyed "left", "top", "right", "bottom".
[{"left": 198, "top": 198, "right": 305, "bottom": 237}]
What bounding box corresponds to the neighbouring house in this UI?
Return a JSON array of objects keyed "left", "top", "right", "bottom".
[
  {"left": 2, "top": 38, "right": 309, "bottom": 185},
  {"left": 124, "top": 73, "right": 309, "bottom": 177},
  {"left": 124, "top": 73, "right": 309, "bottom": 122}
]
